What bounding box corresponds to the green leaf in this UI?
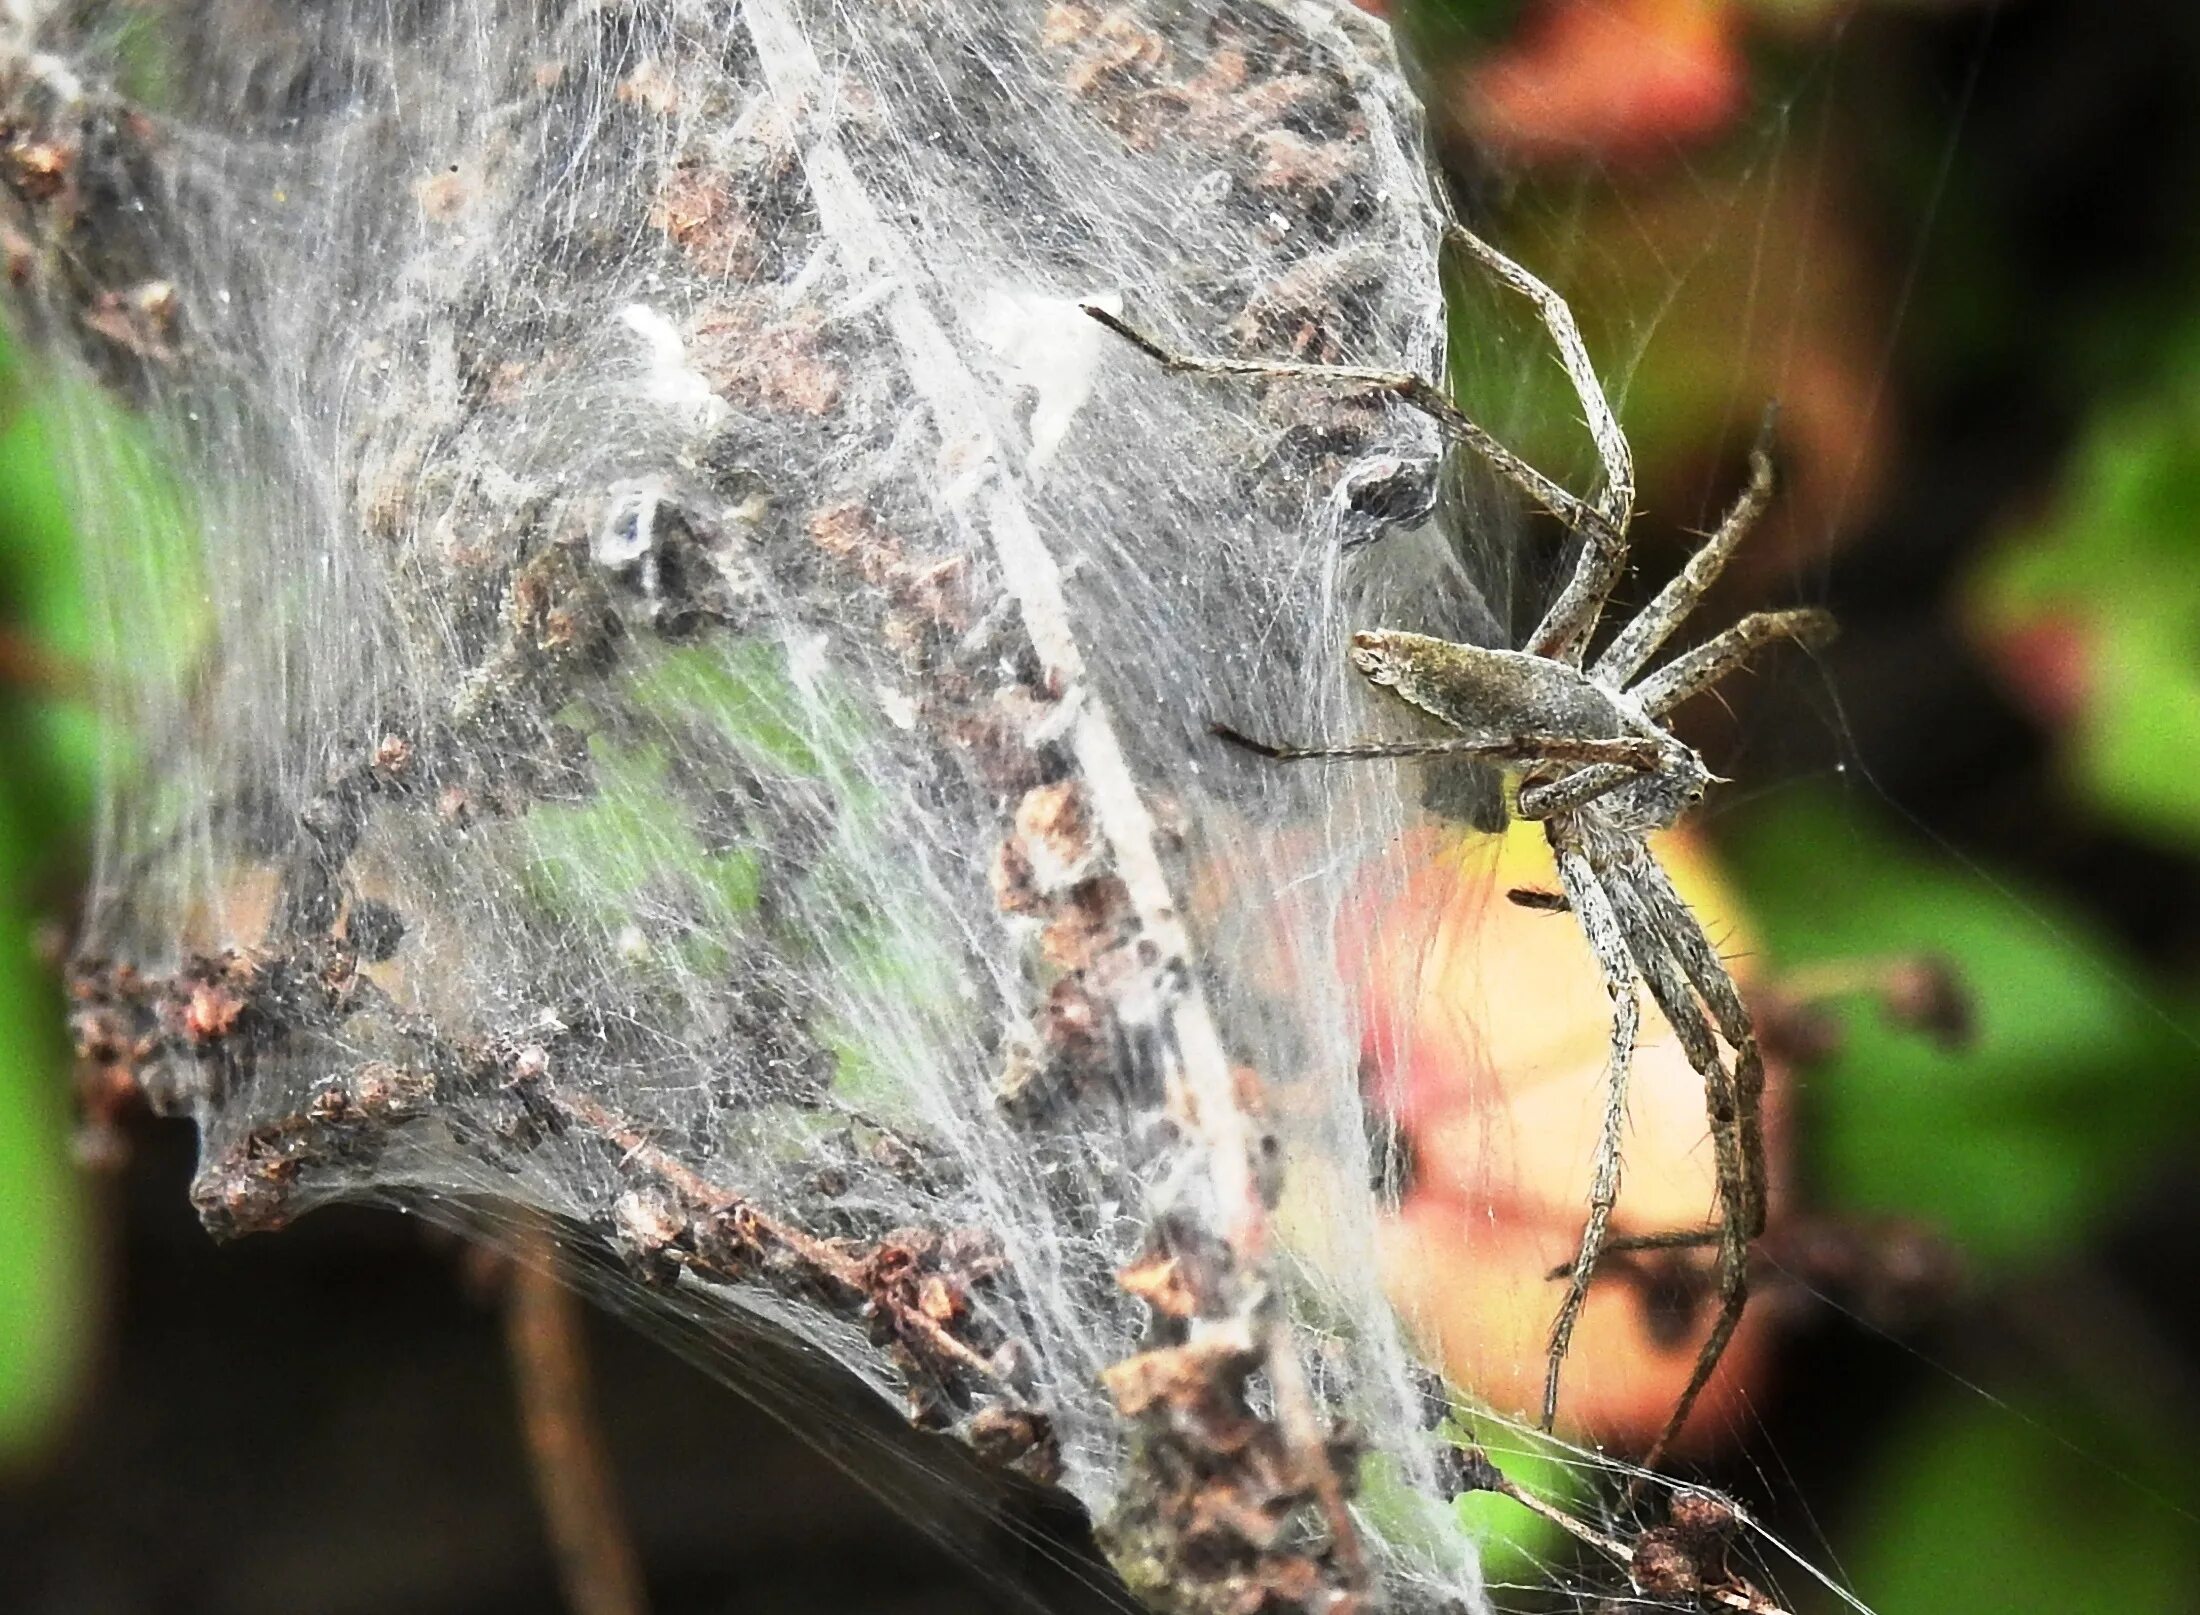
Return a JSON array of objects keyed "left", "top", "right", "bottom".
[
  {"left": 0, "top": 335, "right": 93, "bottom": 1464},
  {"left": 1846, "top": 1385, "right": 2200, "bottom": 1615},
  {"left": 0, "top": 774, "right": 89, "bottom": 1464},
  {"left": 1727, "top": 794, "right": 2200, "bottom": 1265},
  {"left": 1442, "top": 1420, "right": 1574, "bottom": 1588},
  {"left": 1971, "top": 316, "right": 2200, "bottom": 849}
]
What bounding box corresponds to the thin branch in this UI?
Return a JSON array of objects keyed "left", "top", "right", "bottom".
[{"left": 505, "top": 1227, "right": 653, "bottom": 1615}]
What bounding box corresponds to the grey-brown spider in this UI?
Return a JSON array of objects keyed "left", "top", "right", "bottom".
[{"left": 1085, "top": 224, "right": 1834, "bottom": 1471}]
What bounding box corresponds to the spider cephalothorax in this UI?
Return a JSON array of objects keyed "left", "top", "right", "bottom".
[{"left": 1090, "top": 223, "right": 1834, "bottom": 1473}]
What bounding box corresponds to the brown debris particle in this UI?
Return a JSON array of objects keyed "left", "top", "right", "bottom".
[
  {"left": 989, "top": 835, "right": 1042, "bottom": 915},
  {"left": 3, "top": 137, "right": 71, "bottom": 201},
  {"left": 693, "top": 306, "right": 843, "bottom": 416},
  {"left": 1012, "top": 780, "right": 1095, "bottom": 891},
  {"left": 992, "top": 1040, "right": 1057, "bottom": 1119},
  {"left": 1227, "top": 251, "right": 1383, "bottom": 364},
  {"left": 1047, "top": 5, "right": 1168, "bottom": 97},
  {"left": 649, "top": 167, "right": 758, "bottom": 279},
  {"left": 807, "top": 499, "right": 901, "bottom": 579},
  {"left": 1101, "top": 1333, "right": 1260, "bottom": 1422},
  {"left": 485, "top": 359, "right": 532, "bottom": 405},
  {"left": 80, "top": 280, "right": 179, "bottom": 365},
  {"left": 1039, "top": 2, "right": 1094, "bottom": 49},
  {"left": 892, "top": 555, "right": 972, "bottom": 632},
  {"left": 180, "top": 980, "right": 245, "bottom": 1045},
  {"left": 1665, "top": 1488, "right": 1740, "bottom": 1546},
  {"left": 963, "top": 1404, "right": 1062, "bottom": 1486},
  {"left": 3, "top": 223, "right": 35, "bottom": 287},
  {"left": 916, "top": 1273, "right": 963, "bottom": 1324},
  {"left": 372, "top": 733, "right": 414, "bottom": 778},
  {"left": 1115, "top": 1249, "right": 1199, "bottom": 1319},
  {"left": 1250, "top": 129, "right": 1357, "bottom": 197},
  {"left": 1038, "top": 875, "right": 1131, "bottom": 973},
  {"left": 611, "top": 1186, "right": 689, "bottom": 1283},
  {"left": 1629, "top": 1535, "right": 1700, "bottom": 1600},
  {"left": 614, "top": 58, "right": 682, "bottom": 115},
  {"left": 415, "top": 165, "right": 476, "bottom": 223},
  {"left": 1041, "top": 974, "right": 1107, "bottom": 1069}
]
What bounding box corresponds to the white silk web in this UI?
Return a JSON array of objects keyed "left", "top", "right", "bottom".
[{"left": 0, "top": 0, "right": 1845, "bottom": 1609}]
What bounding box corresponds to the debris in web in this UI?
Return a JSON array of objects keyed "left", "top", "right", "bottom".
[
  {"left": 1, "top": 0, "right": 1496, "bottom": 1606},
  {"left": 2, "top": 0, "right": 1848, "bottom": 1610}
]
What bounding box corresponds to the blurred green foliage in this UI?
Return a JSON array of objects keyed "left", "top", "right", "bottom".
[
  {"left": 1972, "top": 310, "right": 2200, "bottom": 852},
  {"left": 1846, "top": 1388, "right": 2200, "bottom": 1615},
  {"left": 0, "top": 341, "right": 95, "bottom": 1464},
  {"left": 1731, "top": 794, "right": 2200, "bottom": 1265},
  {"left": 1733, "top": 793, "right": 2200, "bottom": 1609}
]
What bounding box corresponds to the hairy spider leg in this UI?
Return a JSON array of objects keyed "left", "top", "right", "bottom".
[
  {"left": 1515, "top": 759, "right": 1651, "bottom": 821},
  {"left": 1546, "top": 854, "right": 1778, "bottom": 1266},
  {"left": 1592, "top": 427, "right": 1777, "bottom": 688},
  {"left": 1621, "top": 854, "right": 1779, "bottom": 1478},
  {"left": 1436, "top": 224, "right": 1636, "bottom": 667},
  {"left": 1636, "top": 608, "right": 1839, "bottom": 720},
  {"left": 1085, "top": 217, "right": 1639, "bottom": 665},
  {"left": 1596, "top": 850, "right": 1754, "bottom": 1475},
  {"left": 1633, "top": 846, "right": 1769, "bottom": 1245},
  {"left": 1210, "top": 726, "right": 1663, "bottom": 770},
  {"left": 1545, "top": 842, "right": 1644, "bottom": 1431},
  {"left": 1081, "top": 304, "right": 1596, "bottom": 541}
]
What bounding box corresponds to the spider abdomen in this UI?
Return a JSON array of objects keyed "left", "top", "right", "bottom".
[{"left": 1349, "top": 629, "right": 1634, "bottom": 745}]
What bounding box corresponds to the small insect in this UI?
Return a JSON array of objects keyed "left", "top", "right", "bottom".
[{"left": 1086, "top": 224, "right": 1834, "bottom": 1469}]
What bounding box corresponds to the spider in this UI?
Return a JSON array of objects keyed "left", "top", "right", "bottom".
[{"left": 1084, "top": 225, "right": 1835, "bottom": 1471}]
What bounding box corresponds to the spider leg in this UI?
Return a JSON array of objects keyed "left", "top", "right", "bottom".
[
  {"left": 1545, "top": 834, "right": 1642, "bottom": 1433},
  {"left": 1590, "top": 417, "right": 1777, "bottom": 688},
  {"left": 1439, "top": 225, "right": 1636, "bottom": 668},
  {"left": 1082, "top": 305, "right": 1601, "bottom": 540},
  {"left": 1624, "top": 843, "right": 1770, "bottom": 1241},
  {"left": 1212, "top": 725, "right": 1662, "bottom": 770},
  {"left": 1515, "top": 760, "right": 1648, "bottom": 821},
  {"left": 1597, "top": 864, "right": 1753, "bottom": 1474},
  {"left": 1442, "top": 227, "right": 1635, "bottom": 523},
  {"left": 1544, "top": 1224, "right": 1722, "bottom": 1272},
  {"left": 1632, "top": 607, "right": 1838, "bottom": 719}
]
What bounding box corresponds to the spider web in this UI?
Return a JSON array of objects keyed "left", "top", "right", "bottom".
[
  {"left": 0, "top": 0, "right": 1499, "bottom": 1606},
  {"left": 0, "top": 0, "right": 1892, "bottom": 1608}
]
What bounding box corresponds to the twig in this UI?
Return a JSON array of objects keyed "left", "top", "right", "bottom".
[
  {"left": 1459, "top": 1445, "right": 1795, "bottom": 1615},
  {"left": 538, "top": 1081, "right": 1007, "bottom": 1391},
  {"left": 505, "top": 1226, "right": 653, "bottom": 1615}
]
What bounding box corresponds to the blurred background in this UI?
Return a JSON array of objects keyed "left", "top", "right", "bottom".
[{"left": 5, "top": 0, "right": 2200, "bottom": 1610}]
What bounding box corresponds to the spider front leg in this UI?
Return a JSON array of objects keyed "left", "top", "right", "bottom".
[
  {"left": 1515, "top": 760, "right": 1650, "bottom": 821},
  {"left": 1085, "top": 216, "right": 1640, "bottom": 665},
  {"left": 1591, "top": 421, "right": 1777, "bottom": 688},
  {"left": 1635, "top": 607, "right": 1838, "bottom": 719},
  {"left": 1436, "top": 223, "right": 1636, "bottom": 666},
  {"left": 1545, "top": 838, "right": 1644, "bottom": 1432},
  {"left": 1210, "top": 725, "right": 1662, "bottom": 771},
  {"left": 1080, "top": 303, "right": 1595, "bottom": 540}
]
